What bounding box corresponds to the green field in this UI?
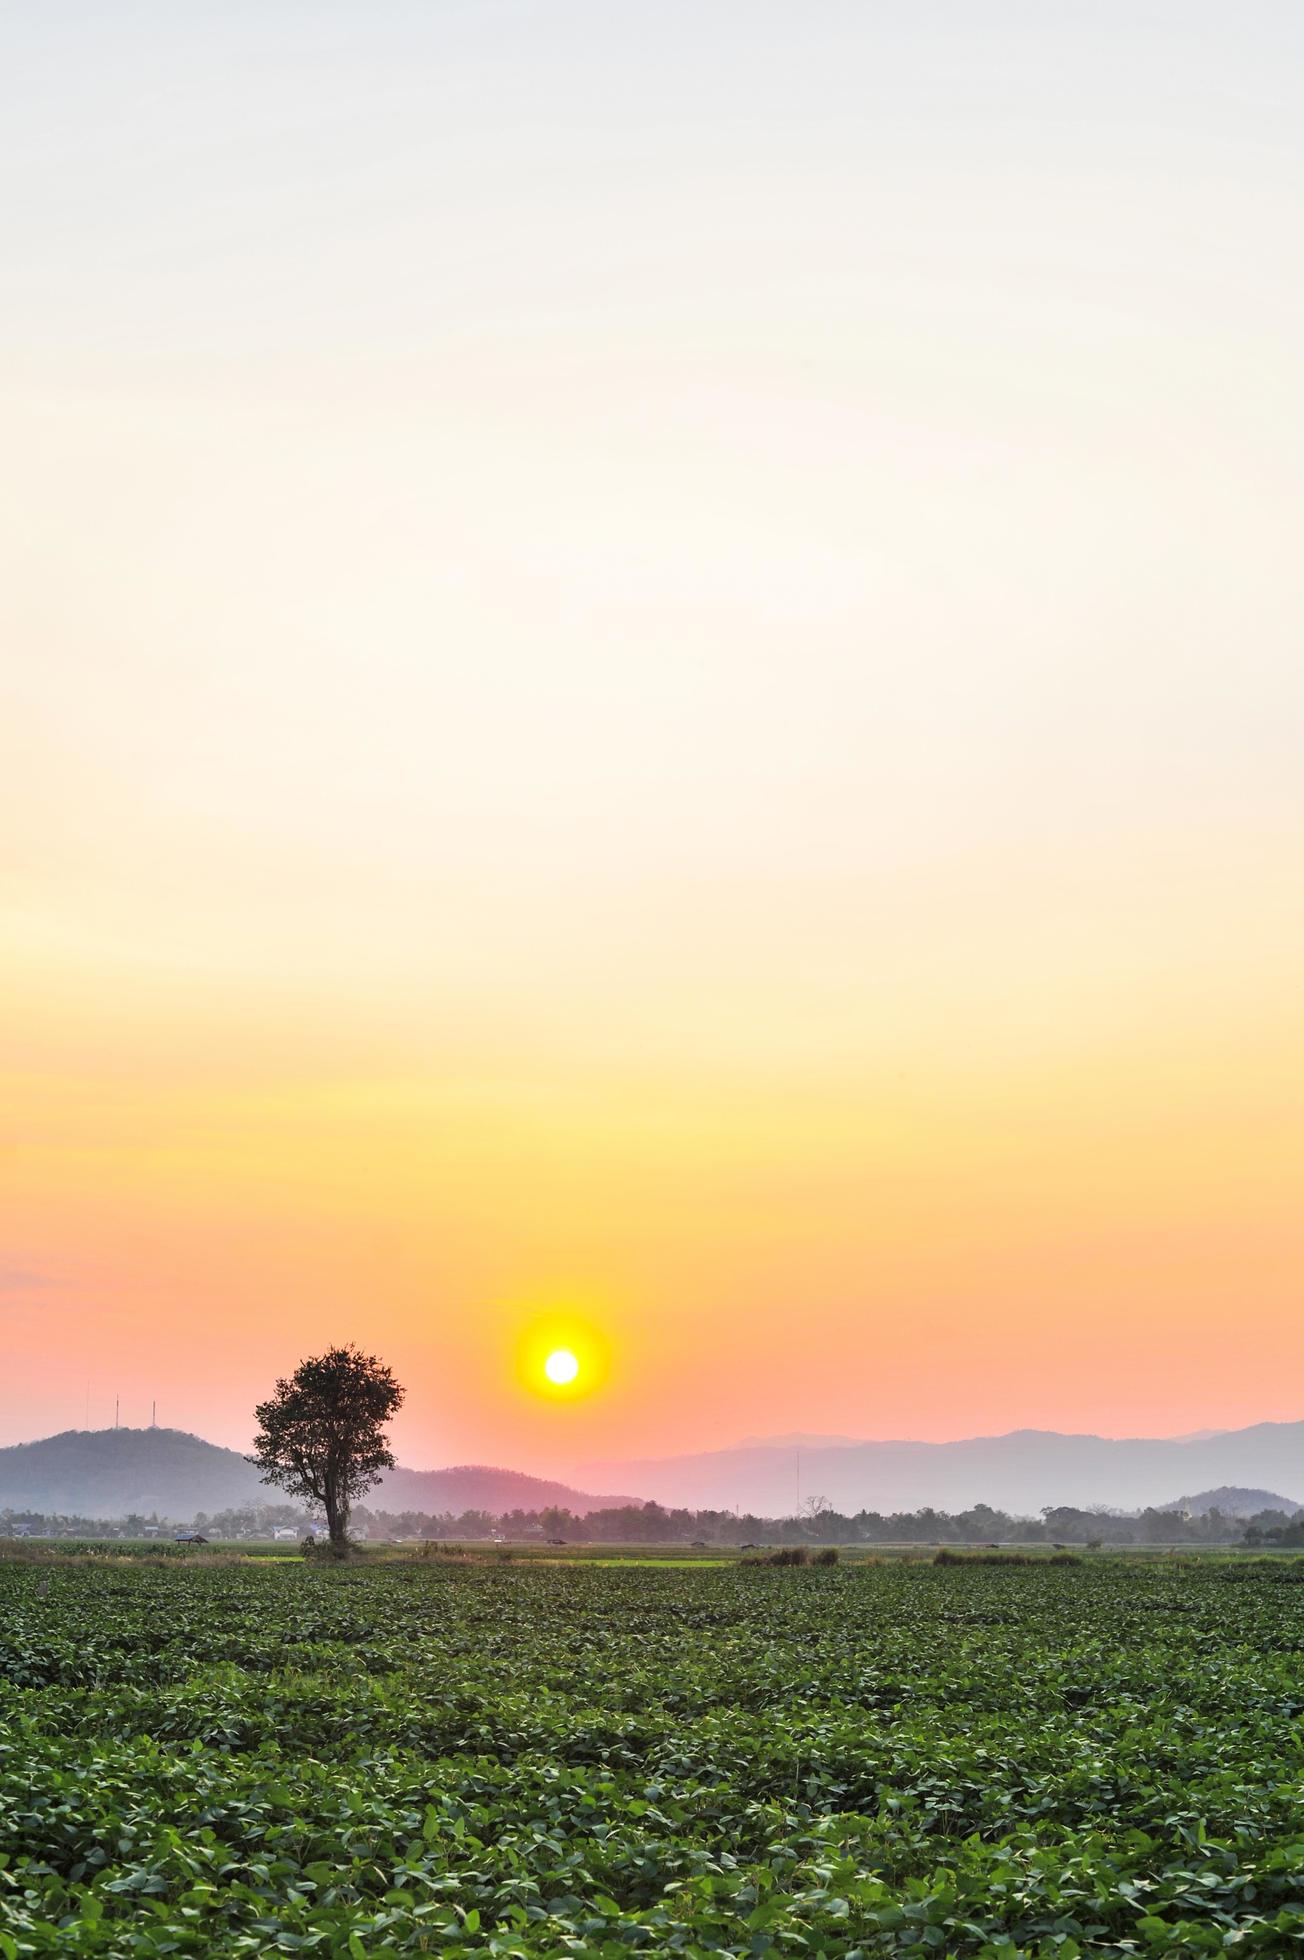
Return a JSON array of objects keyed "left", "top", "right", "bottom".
[{"left": 3, "top": 1559, "right": 1304, "bottom": 1956}]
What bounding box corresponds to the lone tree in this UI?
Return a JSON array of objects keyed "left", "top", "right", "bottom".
[{"left": 248, "top": 1345, "right": 404, "bottom": 1554}]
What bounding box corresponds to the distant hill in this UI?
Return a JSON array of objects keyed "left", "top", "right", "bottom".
[
  {"left": 586, "top": 1420, "right": 1304, "bottom": 1516},
  {"left": 1166, "top": 1486, "right": 1301, "bottom": 1518},
  {"left": 0, "top": 1428, "right": 263, "bottom": 1518},
  {"left": 0, "top": 1428, "right": 637, "bottom": 1521},
  {"left": 375, "top": 1462, "right": 638, "bottom": 1516}
]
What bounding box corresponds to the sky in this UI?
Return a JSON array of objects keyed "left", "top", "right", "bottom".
[{"left": 3, "top": 3, "right": 1304, "bottom": 1474}]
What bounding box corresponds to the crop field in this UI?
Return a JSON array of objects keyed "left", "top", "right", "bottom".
[{"left": 3, "top": 1559, "right": 1304, "bottom": 1956}]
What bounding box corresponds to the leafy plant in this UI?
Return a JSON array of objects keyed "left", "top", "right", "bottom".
[{"left": 3, "top": 1555, "right": 1302, "bottom": 1954}]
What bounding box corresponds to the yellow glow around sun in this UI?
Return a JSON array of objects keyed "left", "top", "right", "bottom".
[{"left": 514, "top": 1306, "right": 611, "bottom": 1402}]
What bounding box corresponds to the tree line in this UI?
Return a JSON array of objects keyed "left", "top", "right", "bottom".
[
  {"left": 7, "top": 1498, "right": 1303, "bottom": 1547},
  {"left": 344, "top": 1498, "right": 1304, "bottom": 1546}
]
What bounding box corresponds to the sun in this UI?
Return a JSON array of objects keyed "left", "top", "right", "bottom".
[
  {"left": 544, "top": 1347, "right": 579, "bottom": 1386},
  {"left": 513, "top": 1306, "right": 611, "bottom": 1402}
]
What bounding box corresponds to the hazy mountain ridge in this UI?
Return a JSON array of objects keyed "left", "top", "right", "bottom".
[
  {"left": 1165, "top": 1486, "right": 1301, "bottom": 1518},
  {"left": 0, "top": 1429, "right": 636, "bottom": 1521},
  {"left": 586, "top": 1420, "right": 1304, "bottom": 1516},
  {"left": 375, "top": 1462, "right": 638, "bottom": 1516},
  {"left": 7, "top": 1421, "right": 1304, "bottom": 1524},
  {"left": 0, "top": 1428, "right": 260, "bottom": 1519}
]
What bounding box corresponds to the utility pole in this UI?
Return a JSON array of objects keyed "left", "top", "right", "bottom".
[
  {"left": 115, "top": 1396, "right": 119, "bottom": 1430},
  {"left": 151, "top": 1400, "right": 156, "bottom": 1428}
]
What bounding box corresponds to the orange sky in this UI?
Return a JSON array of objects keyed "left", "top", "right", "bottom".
[
  {"left": 4, "top": 6, "right": 1304, "bottom": 1471},
  {"left": 6, "top": 900, "right": 1304, "bottom": 1468}
]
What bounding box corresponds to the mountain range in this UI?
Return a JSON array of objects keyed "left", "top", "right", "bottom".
[
  {"left": 0, "top": 1429, "right": 635, "bottom": 1521},
  {"left": 584, "top": 1421, "right": 1304, "bottom": 1516},
  {"left": 4, "top": 1419, "right": 1304, "bottom": 1523}
]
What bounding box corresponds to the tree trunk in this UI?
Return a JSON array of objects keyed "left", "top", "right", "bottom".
[{"left": 325, "top": 1473, "right": 348, "bottom": 1556}]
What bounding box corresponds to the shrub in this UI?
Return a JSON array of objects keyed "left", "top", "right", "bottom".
[{"left": 934, "top": 1549, "right": 1081, "bottom": 1568}]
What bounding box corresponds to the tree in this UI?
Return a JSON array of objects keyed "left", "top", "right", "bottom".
[
  {"left": 800, "top": 1494, "right": 833, "bottom": 1538},
  {"left": 248, "top": 1345, "right": 404, "bottom": 1554}
]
